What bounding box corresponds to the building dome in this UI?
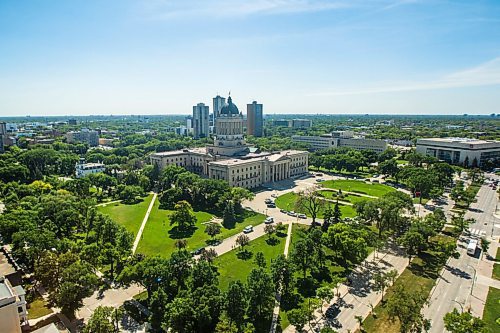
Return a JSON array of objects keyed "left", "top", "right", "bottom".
[{"left": 219, "top": 96, "right": 240, "bottom": 115}]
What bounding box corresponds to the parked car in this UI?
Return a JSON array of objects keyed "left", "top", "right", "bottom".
[
  {"left": 288, "top": 211, "right": 297, "bottom": 217},
  {"left": 298, "top": 213, "right": 307, "bottom": 219},
  {"left": 267, "top": 203, "right": 276, "bottom": 208},
  {"left": 264, "top": 198, "right": 272, "bottom": 204},
  {"left": 265, "top": 217, "right": 274, "bottom": 224},
  {"left": 243, "top": 225, "right": 254, "bottom": 234},
  {"left": 191, "top": 247, "right": 205, "bottom": 256},
  {"left": 271, "top": 194, "right": 278, "bottom": 198},
  {"left": 280, "top": 209, "right": 287, "bottom": 214}
]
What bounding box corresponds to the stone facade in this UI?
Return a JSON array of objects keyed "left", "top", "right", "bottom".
[{"left": 150, "top": 96, "right": 309, "bottom": 189}]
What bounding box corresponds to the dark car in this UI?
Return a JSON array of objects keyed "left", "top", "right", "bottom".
[{"left": 191, "top": 247, "right": 205, "bottom": 256}]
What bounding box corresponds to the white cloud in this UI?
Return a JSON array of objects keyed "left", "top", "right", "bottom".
[
  {"left": 142, "top": 0, "right": 355, "bottom": 20},
  {"left": 308, "top": 57, "right": 500, "bottom": 96}
]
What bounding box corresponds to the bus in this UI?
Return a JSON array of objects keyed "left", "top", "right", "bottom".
[{"left": 467, "top": 239, "right": 478, "bottom": 256}]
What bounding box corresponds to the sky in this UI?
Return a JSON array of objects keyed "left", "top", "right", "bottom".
[{"left": 1, "top": 0, "right": 500, "bottom": 116}]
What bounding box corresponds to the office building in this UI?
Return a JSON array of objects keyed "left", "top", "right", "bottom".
[
  {"left": 416, "top": 137, "right": 500, "bottom": 167},
  {"left": 151, "top": 96, "right": 308, "bottom": 189},
  {"left": 0, "top": 276, "right": 27, "bottom": 333},
  {"left": 272, "top": 119, "right": 291, "bottom": 127},
  {"left": 247, "top": 101, "right": 263, "bottom": 137},
  {"left": 0, "top": 122, "right": 6, "bottom": 153},
  {"left": 213, "top": 95, "right": 226, "bottom": 121},
  {"left": 292, "top": 132, "right": 387, "bottom": 153},
  {"left": 193, "top": 103, "right": 210, "bottom": 139},
  {"left": 292, "top": 119, "right": 312, "bottom": 128},
  {"left": 65, "top": 129, "right": 99, "bottom": 146},
  {"left": 68, "top": 119, "right": 77, "bottom": 125}
]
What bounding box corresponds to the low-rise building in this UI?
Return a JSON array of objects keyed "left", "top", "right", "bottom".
[
  {"left": 0, "top": 276, "right": 27, "bottom": 333},
  {"left": 416, "top": 137, "right": 500, "bottom": 167},
  {"left": 98, "top": 138, "right": 114, "bottom": 146},
  {"left": 291, "top": 119, "right": 312, "bottom": 128},
  {"left": 292, "top": 132, "right": 387, "bottom": 153},
  {"left": 75, "top": 158, "right": 106, "bottom": 178}
]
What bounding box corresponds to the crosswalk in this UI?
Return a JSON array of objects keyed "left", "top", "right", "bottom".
[{"left": 468, "top": 228, "right": 486, "bottom": 237}]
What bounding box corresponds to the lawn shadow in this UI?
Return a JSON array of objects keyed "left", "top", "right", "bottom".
[
  {"left": 266, "top": 237, "right": 280, "bottom": 246},
  {"left": 168, "top": 225, "right": 197, "bottom": 239},
  {"left": 236, "top": 249, "right": 253, "bottom": 260}
]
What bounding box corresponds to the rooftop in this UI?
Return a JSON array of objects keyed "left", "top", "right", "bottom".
[{"left": 418, "top": 137, "right": 500, "bottom": 146}]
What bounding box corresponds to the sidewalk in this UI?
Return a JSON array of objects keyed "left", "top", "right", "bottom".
[{"left": 283, "top": 243, "right": 409, "bottom": 333}]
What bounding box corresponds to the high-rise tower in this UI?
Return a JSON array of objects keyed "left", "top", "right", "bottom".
[
  {"left": 247, "top": 101, "right": 263, "bottom": 137},
  {"left": 193, "top": 103, "right": 209, "bottom": 139}
]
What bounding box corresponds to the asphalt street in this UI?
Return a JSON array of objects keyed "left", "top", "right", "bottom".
[{"left": 423, "top": 175, "right": 499, "bottom": 333}]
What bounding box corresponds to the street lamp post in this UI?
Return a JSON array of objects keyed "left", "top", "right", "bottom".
[
  {"left": 452, "top": 300, "right": 464, "bottom": 313},
  {"left": 466, "top": 264, "right": 477, "bottom": 296}
]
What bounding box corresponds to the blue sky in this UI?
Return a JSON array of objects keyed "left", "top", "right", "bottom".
[{"left": 1, "top": 0, "right": 500, "bottom": 116}]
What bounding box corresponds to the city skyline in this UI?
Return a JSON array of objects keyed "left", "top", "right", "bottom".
[{"left": 1, "top": 0, "right": 500, "bottom": 116}]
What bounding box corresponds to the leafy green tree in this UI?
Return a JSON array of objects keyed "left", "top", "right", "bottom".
[
  {"left": 480, "top": 237, "right": 490, "bottom": 258},
  {"left": 205, "top": 223, "right": 222, "bottom": 240},
  {"left": 225, "top": 280, "right": 247, "bottom": 329},
  {"left": 332, "top": 200, "right": 342, "bottom": 224},
  {"left": 378, "top": 159, "right": 399, "bottom": 179},
  {"left": 83, "top": 306, "right": 115, "bottom": 333},
  {"left": 372, "top": 271, "right": 390, "bottom": 301},
  {"left": 324, "top": 223, "right": 369, "bottom": 267},
  {"left": 270, "top": 254, "right": 294, "bottom": 295},
  {"left": 235, "top": 234, "right": 250, "bottom": 251},
  {"left": 170, "top": 201, "right": 197, "bottom": 231},
  {"left": 290, "top": 238, "right": 314, "bottom": 278},
  {"left": 399, "top": 230, "right": 426, "bottom": 264},
  {"left": 117, "top": 185, "right": 144, "bottom": 203},
  {"left": 264, "top": 224, "right": 276, "bottom": 239},
  {"left": 287, "top": 307, "right": 311, "bottom": 332},
  {"left": 52, "top": 260, "right": 99, "bottom": 315},
  {"left": 386, "top": 285, "right": 430, "bottom": 333},
  {"left": 295, "top": 187, "right": 326, "bottom": 225},
  {"left": 316, "top": 286, "right": 334, "bottom": 316},
  {"left": 149, "top": 288, "right": 168, "bottom": 332},
  {"left": 246, "top": 268, "right": 275, "bottom": 324},
  {"left": 443, "top": 308, "right": 488, "bottom": 333},
  {"left": 215, "top": 314, "right": 239, "bottom": 333},
  {"left": 254, "top": 251, "right": 266, "bottom": 268}
]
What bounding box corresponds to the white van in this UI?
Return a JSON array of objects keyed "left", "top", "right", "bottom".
[{"left": 467, "top": 239, "right": 478, "bottom": 256}]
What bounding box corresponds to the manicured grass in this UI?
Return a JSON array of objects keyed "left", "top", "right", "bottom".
[
  {"left": 98, "top": 194, "right": 154, "bottom": 236},
  {"left": 396, "top": 159, "right": 408, "bottom": 165},
  {"left": 320, "top": 180, "right": 395, "bottom": 198},
  {"left": 317, "top": 189, "right": 373, "bottom": 204},
  {"left": 275, "top": 192, "right": 356, "bottom": 219},
  {"left": 136, "top": 199, "right": 265, "bottom": 257},
  {"left": 215, "top": 232, "right": 287, "bottom": 291},
  {"left": 483, "top": 287, "right": 500, "bottom": 332},
  {"left": 493, "top": 247, "right": 500, "bottom": 281},
  {"left": 27, "top": 294, "right": 53, "bottom": 320},
  {"left": 309, "top": 166, "right": 372, "bottom": 178}
]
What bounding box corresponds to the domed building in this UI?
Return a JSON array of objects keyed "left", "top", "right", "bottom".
[
  {"left": 150, "top": 94, "right": 309, "bottom": 189},
  {"left": 208, "top": 95, "right": 250, "bottom": 157}
]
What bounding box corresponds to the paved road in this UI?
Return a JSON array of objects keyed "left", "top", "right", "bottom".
[{"left": 423, "top": 175, "right": 500, "bottom": 333}]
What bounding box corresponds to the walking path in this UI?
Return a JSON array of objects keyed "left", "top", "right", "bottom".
[
  {"left": 283, "top": 244, "right": 409, "bottom": 333},
  {"left": 95, "top": 199, "right": 122, "bottom": 207},
  {"left": 270, "top": 221, "right": 294, "bottom": 333},
  {"left": 132, "top": 193, "right": 157, "bottom": 253}
]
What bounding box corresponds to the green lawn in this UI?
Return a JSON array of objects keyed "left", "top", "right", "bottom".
[
  {"left": 317, "top": 189, "right": 373, "bottom": 204},
  {"left": 275, "top": 192, "right": 356, "bottom": 219},
  {"left": 98, "top": 193, "right": 154, "bottom": 236},
  {"left": 396, "top": 159, "right": 408, "bottom": 165},
  {"left": 320, "top": 180, "right": 395, "bottom": 198},
  {"left": 483, "top": 287, "right": 500, "bottom": 332},
  {"left": 27, "top": 294, "right": 53, "bottom": 320},
  {"left": 215, "top": 232, "right": 287, "bottom": 291},
  {"left": 136, "top": 199, "right": 265, "bottom": 257},
  {"left": 493, "top": 247, "right": 500, "bottom": 281}
]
